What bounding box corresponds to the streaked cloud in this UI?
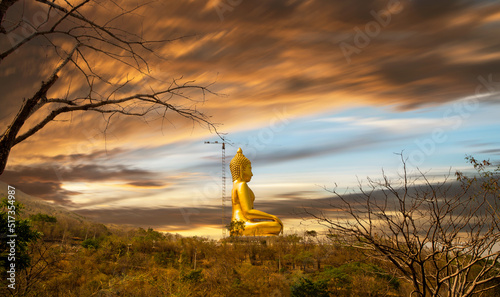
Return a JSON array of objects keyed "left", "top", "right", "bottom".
[
  {"left": 0, "top": 162, "right": 169, "bottom": 205},
  {"left": 1, "top": 0, "right": 500, "bottom": 237}
]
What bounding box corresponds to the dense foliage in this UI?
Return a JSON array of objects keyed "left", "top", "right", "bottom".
[
  {"left": 1, "top": 199, "right": 41, "bottom": 273},
  {"left": 0, "top": 207, "right": 411, "bottom": 297}
]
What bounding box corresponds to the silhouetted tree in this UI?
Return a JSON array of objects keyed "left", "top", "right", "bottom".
[
  {"left": 308, "top": 154, "right": 500, "bottom": 297},
  {"left": 0, "top": 0, "right": 218, "bottom": 175}
]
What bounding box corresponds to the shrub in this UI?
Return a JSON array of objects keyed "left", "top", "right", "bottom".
[
  {"left": 291, "top": 277, "right": 329, "bottom": 297},
  {"left": 81, "top": 238, "right": 100, "bottom": 250}
]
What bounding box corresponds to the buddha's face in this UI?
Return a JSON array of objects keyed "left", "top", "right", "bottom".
[{"left": 240, "top": 164, "right": 253, "bottom": 182}]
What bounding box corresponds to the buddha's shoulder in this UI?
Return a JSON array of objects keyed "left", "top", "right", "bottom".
[{"left": 235, "top": 181, "right": 250, "bottom": 190}]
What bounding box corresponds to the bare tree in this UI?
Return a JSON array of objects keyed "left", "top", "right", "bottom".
[
  {"left": 0, "top": 0, "right": 219, "bottom": 175},
  {"left": 308, "top": 155, "right": 500, "bottom": 297}
]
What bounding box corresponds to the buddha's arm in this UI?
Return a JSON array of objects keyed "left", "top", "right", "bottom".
[
  {"left": 245, "top": 208, "right": 284, "bottom": 231},
  {"left": 246, "top": 209, "right": 277, "bottom": 220},
  {"left": 237, "top": 182, "right": 280, "bottom": 221}
]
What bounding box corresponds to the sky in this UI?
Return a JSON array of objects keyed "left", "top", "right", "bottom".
[{"left": 1, "top": 0, "right": 500, "bottom": 238}]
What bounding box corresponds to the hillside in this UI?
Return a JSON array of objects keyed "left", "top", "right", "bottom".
[{"left": 0, "top": 180, "right": 87, "bottom": 222}]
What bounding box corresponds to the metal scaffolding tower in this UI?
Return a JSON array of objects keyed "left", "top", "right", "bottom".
[{"left": 204, "top": 137, "right": 228, "bottom": 237}]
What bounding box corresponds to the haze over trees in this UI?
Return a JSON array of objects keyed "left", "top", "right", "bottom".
[{"left": 0, "top": 0, "right": 218, "bottom": 175}]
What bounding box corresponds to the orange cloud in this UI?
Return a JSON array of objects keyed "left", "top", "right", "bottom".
[{"left": 2, "top": 0, "right": 500, "bottom": 216}]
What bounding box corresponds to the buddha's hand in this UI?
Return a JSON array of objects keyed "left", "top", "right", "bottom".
[{"left": 271, "top": 215, "right": 283, "bottom": 228}]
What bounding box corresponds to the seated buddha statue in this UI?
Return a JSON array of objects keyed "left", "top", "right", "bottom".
[{"left": 229, "top": 148, "right": 283, "bottom": 236}]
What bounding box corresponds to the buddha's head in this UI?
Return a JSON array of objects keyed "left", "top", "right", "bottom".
[{"left": 230, "top": 148, "right": 253, "bottom": 182}]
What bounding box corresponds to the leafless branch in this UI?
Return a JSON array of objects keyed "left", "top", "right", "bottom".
[
  {"left": 0, "top": 0, "right": 221, "bottom": 175},
  {"left": 306, "top": 155, "right": 500, "bottom": 297}
]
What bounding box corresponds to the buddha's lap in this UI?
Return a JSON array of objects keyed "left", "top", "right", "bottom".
[{"left": 244, "top": 220, "right": 282, "bottom": 230}]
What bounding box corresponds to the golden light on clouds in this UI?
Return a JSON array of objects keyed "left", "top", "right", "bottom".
[{"left": 1, "top": 0, "right": 500, "bottom": 238}]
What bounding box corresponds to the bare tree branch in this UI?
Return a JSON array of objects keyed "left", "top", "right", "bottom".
[
  {"left": 0, "top": 0, "right": 221, "bottom": 175},
  {"left": 307, "top": 154, "right": 500, "bottom": 297}
]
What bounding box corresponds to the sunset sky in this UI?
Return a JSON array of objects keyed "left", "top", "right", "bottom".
[{"left": 1, "top": 0, "right": 500, "bottom": 238}]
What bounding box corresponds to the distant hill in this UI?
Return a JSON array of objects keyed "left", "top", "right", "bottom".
[{"left": 0, "top": 180, "right": 87, "bottom": 222}]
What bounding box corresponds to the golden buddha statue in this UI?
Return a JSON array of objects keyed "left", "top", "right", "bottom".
[{"left": 229, "top": 148, "right": 283, "bottom": 236}]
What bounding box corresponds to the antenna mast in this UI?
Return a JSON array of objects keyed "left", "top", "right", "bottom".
[{"left": 204, "top": 137, "right": 228, "bottom": 238}]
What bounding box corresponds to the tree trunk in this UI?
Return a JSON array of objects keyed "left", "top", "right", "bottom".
[
  {"left": 0, "top": 138, "right": 12, "bottom": 175},
  {"left": 0, "top": 75, "right": 58, "bottom": 175}
]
